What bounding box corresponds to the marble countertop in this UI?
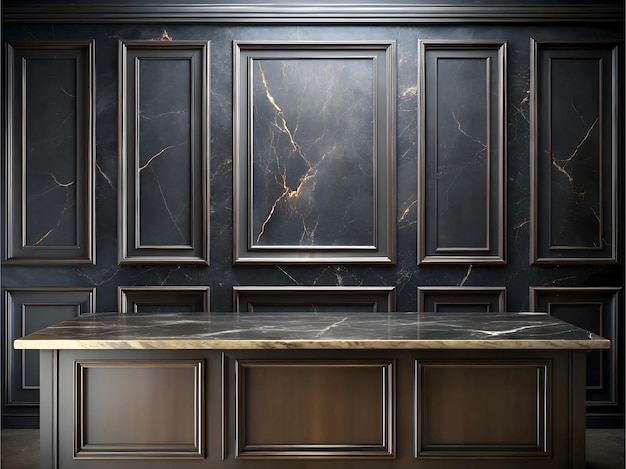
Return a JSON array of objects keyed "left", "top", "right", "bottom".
[{"left": 13, "top": 311, "right": 610, "bottom": 350}]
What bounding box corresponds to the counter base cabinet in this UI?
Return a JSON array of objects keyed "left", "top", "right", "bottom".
[{"left": 40, "top": 349, "right": 586, "bottom": 469}]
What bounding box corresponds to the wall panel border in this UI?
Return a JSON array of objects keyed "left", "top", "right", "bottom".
[
  {"left": 74, "top": 359, "right": 205, "bottom": 458},
  {"left": 4, "top": 288, "right": 94, "bottom": 406},
  {"left": 530, "top": 41, "right": 619, "bottom": 264},
  {"left": 233, "top": 286, "right": 395, "bottom": 312},
  {"left": 118, "top": 40, "right": 209, "bottom": 265},
  {"left": 418, "top": 40, "right": 507, "bottom": 264},
  {"left": 418, "top": 286, "right": 506, "bottom": 313},
  {"left": 5, "top": 41, "right": 95, "bottom": 264},
  {"left": 234, "top": 41, "right": 396, "bottom": 264},
  {"left": 530, "top": 286, "right": 621, "bottom": 410},
  {"left": 235, "top": 359, "right": 394, "bottom": 459},
  {"left": 118, "top": 286, "right": 210, "bottom": 313},
  {"left": 415, "top": 360, "right": 550, "bottom": 458}
]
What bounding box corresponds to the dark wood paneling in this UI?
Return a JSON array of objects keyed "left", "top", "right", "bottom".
[
  {"left": 233, "top": 286, "right": 395, "bottom": 312},
  {"left": 531, "top": 287, "right": 621, "bottom": 413},
  {"left": 418, "top": 286, "right": 506, "bottom": 312},
  {"left": 119, "top": 40, "right": 209, "bottom": 264},
  {"left": 419, "top": 40, "right": 506, "bottom": 264},
  {"left": 74, "top": 359, "right": 204, "bottom": 458},
  {"left": 416, "top": 360, "right": 550, "bottom": 457},
  {"left": 531, "top": 41, "right": 618, "bottom": 264},
  {"left": 234, "top": 41, "right": 396, "bottom": 264},
  {"left": 4, "top": 288, "right": 94, "bottom": 406},
  {"left": 118, "top": 286, "right": 209, "bottom": 312},
  {"left": 5, "top": 41, "right": 95, "bottom": 264},
  {"left": 235, "top": 360, "right": 394, "bottom": 458}
]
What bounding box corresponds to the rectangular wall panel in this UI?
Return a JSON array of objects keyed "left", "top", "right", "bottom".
[
  {"left": 418, "top": 41, "right": 506, "bottom": 264},
  {"left": 5, "top": 41, "right": 95, "bottom": 264},
  {"left": 233, "top": 286, "right": 395, "bottom": 312},
  {"left": 236, "top": 360, "right": 394, "bottom": 458},
  {"left": 418, "top": 286, "right": 506, "bottom": 312},
  {"left": 531, "top": 41, "right": 618, "bottom": 264},
  {"left": 4, "top": 288, "right": 94, "bottom": 406},
  {"left": 531, "top": 287, "right": 621, "bottom": 409},
  {"left": 118, "top": 286, "right": 210, "bottom": 312},
  {"left": 119, "top": 41, "right": 209, "bottom": 264},
  {"left": 234, "top": 41, "right": 396, "bottom": 264},
  {"left": 416, "top": 360, "right": 550, "bottom": 458},
  {"left": 74, "top": 359, "right": 204, "bottom": 458}
]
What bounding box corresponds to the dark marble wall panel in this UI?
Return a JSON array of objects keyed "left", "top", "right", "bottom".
[
  {"left": 5, "top": 42, "right": 95, "bottom": 264},
  {"left": 119, "top": 41, "right": 209, "bottom": 264},
  {"left": 531, "top": 41, "right": 618, "bottom": 264},
  {"left": 4, "top": 288, "right": 94, "bottom": 407},
  {"left": 233, "top": 286, "right": 395, "bottom": 312},
  {"left": 118, "top": 286, "right": 210, "bottom": 312},
  {"left": 234, "top": 41, "right": 396, "bottom": 263},
  {"left": 418, "top": 287, "right": 506, "bottom": 313},
  {"left": 1, "top": 16, "right": 623, "bottom": 427},
  {"left": 418, "top": 41, "right": 506, "bottom": 264},
  {"left": 531, "top": 287, "right": 622, "bottom": 423}
]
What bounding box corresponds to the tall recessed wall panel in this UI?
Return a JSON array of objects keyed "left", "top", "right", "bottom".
[
  {"left": 531, "top": 41, "right": 618, "bottom": 264},
  {"left": 418, "top": 41, "right": 506, "bottom": 264},
  {"left": 119, "top": 41, "right": 209, "bottom": 264},
  {"left": 5, "top": 41, "right": 95, "bottom": 264}
]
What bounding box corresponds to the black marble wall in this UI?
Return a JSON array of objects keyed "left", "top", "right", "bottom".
[{"left": 1, "top": 1, "right": 623, "bottom": 427}]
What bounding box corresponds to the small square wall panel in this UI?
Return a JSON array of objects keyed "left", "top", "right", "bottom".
[
  {"left": 418, "top": 286, "right": 506, "bottom": 313},
  {"left": 5, "top": 41, "right": 95, "bottom": 264},
  {"left": 5, "top": 288, "right": 95, "bottom": 406},
  {"left": 119, "top": 41, "right": 209, "bottom": 264},
  {"left": 531, "top": 41, "right": 618, "bottom": 264},
  {"left": 418, "top": 40, "right": 507, "bottom": 264},
  {"left": 118, "top": 286, "right": 209, "bottom": 313},
  {"left": 530, "top": 287, "right": 620, "bottom": 408},
  {"left": 233, "top": 286, "right": 395, "bottom": 312},
  {"left": 234, "top": 41, "right": 396, "bottom": 264}
]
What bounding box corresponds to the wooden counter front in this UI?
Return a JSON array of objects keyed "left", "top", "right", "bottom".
[{"left": 15, "top": 312, "right": 609, "bottom": 469}]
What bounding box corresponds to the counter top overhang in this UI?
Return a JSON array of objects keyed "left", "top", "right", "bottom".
[{"left": 13, "top": 311, "right": 610, "bottom": 350}]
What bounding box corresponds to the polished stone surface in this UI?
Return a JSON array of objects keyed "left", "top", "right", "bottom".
[{"left": 14, "top": 311, "right": 610, "bottom": 350}]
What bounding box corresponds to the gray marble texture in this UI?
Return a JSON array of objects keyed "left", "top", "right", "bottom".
[{"left": 14, "top": 311, "right": 609, "bottom": 350}]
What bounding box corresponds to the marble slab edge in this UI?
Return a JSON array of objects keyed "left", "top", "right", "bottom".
[{"left": 13, "top": 336, "right": 610, "bottom": 350}]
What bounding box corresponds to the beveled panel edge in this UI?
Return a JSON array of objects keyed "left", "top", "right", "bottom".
[
  {"left": 529, "top": 40, "right": 619, "bottom": 265},
  {"left": 234, "top": 359, "right": 394, "bottom": 459},
  {"left": 118, "top": 40, "right": 210, "bottom": 265},
  {"left": 417, "top": 40, "right": 507, "bottom": 265},
  {"left": 232, "top": 286, "right": 396, "bottom": 313},
  {"left": 3, "top": 3, "right": 623, "bottom": 24},
  {"left": 233, "top": 41, "right": 396, "bottom": 265},
  {"left": 73, "top": 359, "right": 205, "bottom": 459},
  {"left": 414, "top": 359, "right": 551, "bottom": 458},
  {"left": 417, "top": 286, "right": 506, "bottom": 313},
  {"left": 4, "top": 287, "right": 95, "bottom": 406},
  {"left": 4, "top": 40, "right": 96, "bottom": 265},
  {"left": 118, "top": 285, "right": 210, "bottom": 312},
  {"left": 529, "top": 286, "right": 621, "bottom": 406}
]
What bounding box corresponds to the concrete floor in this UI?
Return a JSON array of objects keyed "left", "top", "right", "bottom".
[{"left": 1, "top": 428, "right": 624, "bottom": 468}]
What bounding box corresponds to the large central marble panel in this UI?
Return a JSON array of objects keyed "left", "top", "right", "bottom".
[
  {"left": 234, "top": 41, "right": 396, "bottom": 263},
  {"left": 251, "top": 57, "right": 374, "bottom": 246}
]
